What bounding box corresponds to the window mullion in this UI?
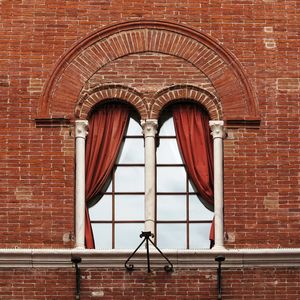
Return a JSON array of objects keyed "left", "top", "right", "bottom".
[
  {"left": 141, "top": 119, "right": 158, "bottom": 239},
  {"left": 209, "top": 120, "right": 225, "bottom": 250},
  {"left": 75, "top": 120, "right": 88, "bottom": 249}
]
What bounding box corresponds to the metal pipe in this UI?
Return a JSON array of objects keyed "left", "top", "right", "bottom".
[
  {"left": 215, "top": 255, "right": 225, "bottom": 300},
  {"left": 71, "top": 256, "right": 82, "bottom": 300}
]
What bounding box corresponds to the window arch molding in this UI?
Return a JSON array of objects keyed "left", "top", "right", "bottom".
[
  {"left": 151, "top": 85, "right": 222, "bottom": 120},
  {"left": 75, "top": 84, "right": 148, "bottom": 120},
  {"left": 37, "top": 20, "right": 259, "bottom": 122},
  {"left": 76, "top": 84, "right": 222, "bottom": 122}
]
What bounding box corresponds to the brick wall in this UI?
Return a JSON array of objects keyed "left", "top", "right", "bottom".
[
  {"left": 1, "top": 0, "right": 300, "bottom": 298},
  {"left": 0, "top": 267, "right": 299, "bottom": 299}
]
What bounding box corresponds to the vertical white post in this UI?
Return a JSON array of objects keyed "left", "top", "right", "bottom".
[
  {"left": 209, "top": 120, "right": 225, "bottom": 251},
  {"left": 75, "top": 120, "right": 88, "bottom": 249},
  {"left": 141, "top": 119, "right": 158, "bottom": 238}
]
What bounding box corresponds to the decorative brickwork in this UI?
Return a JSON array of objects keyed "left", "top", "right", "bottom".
[
  {"left": 37, "top": 21, "right": 258, "bottom": 121},
  {"left": 75, "top": 84, "right": 147, "bottom": 119},
  {"left": 151, "top": 85, "right": 222, "bottom": 120}
]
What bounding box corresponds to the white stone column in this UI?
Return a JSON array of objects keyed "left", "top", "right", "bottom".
[
  {"left": 141, "top": 119, "right": 158, "bottom": 238},
  {"left": 75, "top": 120, "right": 88, "bottom": 249},
  {"left": 209, "top": 120, "right": 225, "bottom": 251}
]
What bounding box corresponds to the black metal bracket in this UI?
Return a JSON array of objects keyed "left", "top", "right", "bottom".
[
  {"left": 125, "top": 231, "right": 173, "bottom": 273},
  {"left": 71, "top": 256, "right": 82, "bottom": 300},
  {"left": 215, "top": 255, "right": 225, "bottom": 300}
]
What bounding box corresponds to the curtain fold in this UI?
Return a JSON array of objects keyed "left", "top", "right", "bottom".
[
  {"left": 172, "top": 103, "right": 215, "bottom": 245},
  {"left": 85, "top": 103, "right": 129, "bottom": 249}
]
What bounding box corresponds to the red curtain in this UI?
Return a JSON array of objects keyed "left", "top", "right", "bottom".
[
  {"left": 85, "top": 103, "right": 129, "bottom": 249},
  {"left": 172, "top": 103, "right": 214, "bottom": 244}
]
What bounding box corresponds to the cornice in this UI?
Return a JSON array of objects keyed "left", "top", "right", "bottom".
[{"left": 0, "top": 248, "right": 300, "bottom": 269}]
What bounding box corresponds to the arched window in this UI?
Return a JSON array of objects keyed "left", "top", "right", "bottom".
[
  {"left": 156, "top": 110, "right": 214, "bottom": 249},
  {"left": 88, "top": 109, "right": 145, "bottom": 249},
  {"left": 84, "top": 102, "right": 215, "bottom": 250}
]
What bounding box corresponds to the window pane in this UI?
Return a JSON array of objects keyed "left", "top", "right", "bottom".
[
  {"left": 92, "top": 224, "right": 112, "bottom": 249},
  {"left": 157, "top": 224, "right": 186, "bottom": 249},
  {"left": 157, "top": 195, "right": 186, "bottom": 221},
  {"left": 127, "top": 117, "right": 142, "bottom": 136},
  {"left": 89, "top": 195, "right": 112, "bottom": 221},
  {"left": 189, "top": 223, "right": 211, "bottom": 249},
  {"left": 157, "top": 166, "right": 186, "bottom": 192},
  {"left": 118, "top": 138, "right": 144, "bottom": 164},
  {"left": 189, "top": 195, "right": 214, "bottom": 220},
  {"left": 159, "top": 117, "right": 176, "bottom": 136},
  {"left": 188, "top": 180, "right": 197, "bottom": 193},
  {"left": 106, "top": 180, "right": 112, "bottom": 192},
  {"left": 115, "top": 167, "right": 144, "bottom": 192},
  {"left": 157, "top": 138, "right": 183, "bottom": 164},
  {"left": 115, "top": 223, "right": 144, "bottom": 249},
  {"left": 115, "top": 195, "right": 144, "bottom": 220}
]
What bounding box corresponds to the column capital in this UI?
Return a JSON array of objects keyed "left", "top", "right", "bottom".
[
  {"left": 75, "top": 120, "right": 88, "bottom": 138},
  {"left": 141, "top": 119, "right": 158, "bottom": 138},
  {"left": 209, "top": 120, "right": 225, "bottom": 139}
]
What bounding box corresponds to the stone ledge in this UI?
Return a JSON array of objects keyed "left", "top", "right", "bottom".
[{"left": 0, "top": 248, "right": 300, "bottom": 269}]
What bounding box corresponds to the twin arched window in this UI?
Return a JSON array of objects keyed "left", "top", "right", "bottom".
[{"left": 86, "top": 102, "right": 214, "bottom": 250}]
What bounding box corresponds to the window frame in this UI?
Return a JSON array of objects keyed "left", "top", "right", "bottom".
[{"left": 75, "top": 114, "right": 225, "bottom": 251}]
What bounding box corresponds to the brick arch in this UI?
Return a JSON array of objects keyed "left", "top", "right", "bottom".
[
  {"left": 75, "top": 84, "right": 147, "bottom": 119},
  {"left": 150, "top": 85, "right": 222, "bottom": 120},
  {"left": 38, "top": 20, "right": 259, "bottom": 121}
]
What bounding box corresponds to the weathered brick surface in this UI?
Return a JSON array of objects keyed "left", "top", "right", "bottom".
[
  {"left": 0, "top": 267, "right": 299, "bottom": 300},
  {"left": 1, "top": 0, "right": 300, "bottom": 298}
]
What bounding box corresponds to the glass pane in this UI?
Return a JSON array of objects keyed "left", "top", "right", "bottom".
[
  {"left": 92, "top": 224, "right": 112, "bottom": 249},
  {"left": 118, "top": 138, "right": 144, "bottom": 164},
  {"left": 106, "top": 180, "right": 112, "bottom": 192},
  {"left": 157, "top": 195, "right": 186, "bottom": 221},
  {"left": 159, "top": 117, "right": 176, "bottom": 136},
  {"left": 157, "top": 166, "right": 186, "bottom": 192},
  {"left": 188, "top": 180, "right": 197, "bottom": 193},
  {"left": 189, "top": 195, "right": 214, "bottom": 220},
  {"left": 157, "top": 138, "right": 183, "bottom": 164},
  {"left": 189, "top": 223, "right": 211, "bottom": 249},
  {"left": 157, "top": 224, "right": 186, "bottom": 249},
  {"left": 115, "top": 167, "right": 144, "bottom": 192},
  {"left": 127, "top": 118, "right": 142, "bottom": 136},
  {"left": 89, "top": 195, "right": 112, "bottom": 221},
  {"left": 115, "top": 223, "right": 144, "bottom": 249},
  {"left": 115, "top": 195, "right": 144, "bottom": 220}
]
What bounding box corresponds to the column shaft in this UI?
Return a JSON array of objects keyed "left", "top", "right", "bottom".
[
  {"left": 209, "top": 120, "right": 225, "bottom": 250},
  {"left": 141, "top": 119, "right": 158, "bottom": 237},
  {"left": 75, "top": 120, "right": 88, "bottom": 249}
]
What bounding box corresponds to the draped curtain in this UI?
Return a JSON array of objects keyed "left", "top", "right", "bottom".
[
  {"left": 172, "top": 103, "right": 215, "bottom": 246},
  {"left": 85, "top": 103, "right": 129, "bottom": 249}
]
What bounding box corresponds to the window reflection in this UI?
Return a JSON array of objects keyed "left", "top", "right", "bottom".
[
  {"left": 159, "top": 117, "right": 176, "bottom": 136},
  {"left": 157, "top": 138, "right": 183, "bottom": 164},
  {"left": 115, "top": 167, "right": 144, "bottom": 192},
  {"left": 89, "top": 195, "right": 112, "bottom": 221},
  {"left": 127, "top": 117, "right": 143, "bottom": 136},
  {"left": 115, "top": 223, "right": 144, "bottom": 249},
  {"left": 157, "top": 224, "right": 186, "bottom": 249},
  {"left": 189, "top": 195, "right": 214, "bottom": 220},
  {"left": 92, "top": 224, "right": 112, "bottom": 249},
  {"left": 157, "top": 166, "right": 186, "bottom": 192},
  {"left": 188, "top": 180, "right": 196, "bottom": 193},
  {"left": 115, "top": 195, "right": 144, "bottom": 220},
  {"left": 189, "top": 223, "right": 211, "bottom": 249},
  {"left": 157, "top": 195, "right": 186, "bottom": 220},
  {"left": 118, "top": 138, "right": 144, "bottom": 164}
]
